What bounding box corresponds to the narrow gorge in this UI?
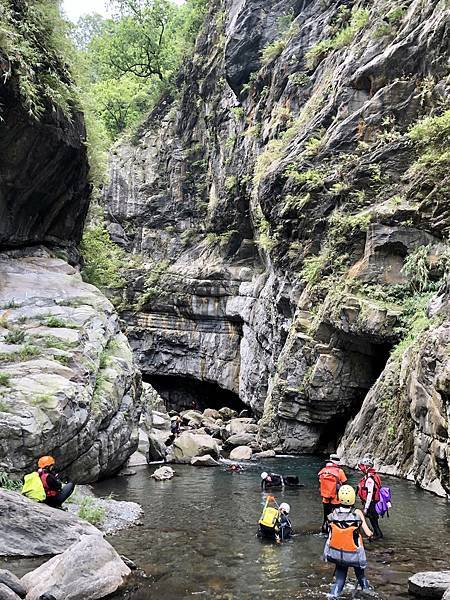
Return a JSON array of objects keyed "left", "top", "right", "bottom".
[{"left": 105, "top": 0, "right": 450, "bottom": 494}]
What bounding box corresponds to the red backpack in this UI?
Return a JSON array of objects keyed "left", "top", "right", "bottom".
[
  {"left": 357, "top": 472, "right": 382, "bottom": 503},
  {"left": 318, "top": 466, "right": 341, "bottom": 500}
]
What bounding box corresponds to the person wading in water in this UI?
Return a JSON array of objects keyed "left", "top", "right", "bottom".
[
  {"left": 318, "top": 454, "right": 347, "bottom": 533},
  {"left": 357, "top": 457, "right": 383, "bottom": 539},
  {"left": 323, "top": 485, "right": 374, "bottom": 598}
]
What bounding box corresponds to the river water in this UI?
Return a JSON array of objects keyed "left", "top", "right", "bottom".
[{"left": 92, "top": 457, "right": 450, "bottom": 600}]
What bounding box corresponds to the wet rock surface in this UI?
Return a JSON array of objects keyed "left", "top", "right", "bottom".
[
  {"left": 0, "top": 570, "right": 26, "bottom": 598},
  {"left": 409, "top": 571, "right": 450, "bottom": 598},
  {"left": 0, "top": 248, "right": 141, "bottom": 482}
]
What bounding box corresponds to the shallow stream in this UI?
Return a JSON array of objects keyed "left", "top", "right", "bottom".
[{"left": 93, "top": 457, "right": 450, "bottom": 600}]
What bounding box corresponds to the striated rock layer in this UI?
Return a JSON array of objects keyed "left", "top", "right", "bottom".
[
  {"left": 106, "top": 0, "right": 450, "bottom": 493},
  {"left": 0, "top": 248, "right": 141, "bottom": 482}
]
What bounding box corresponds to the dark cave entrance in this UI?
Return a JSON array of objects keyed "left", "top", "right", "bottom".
[
  {"left": 145, "top": 374, "right": 249, "bottom": 415},
  {"left": 315, "top": 327, "right": 394, "bottom": 451}
]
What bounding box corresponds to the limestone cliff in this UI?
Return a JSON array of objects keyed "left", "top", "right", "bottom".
[
  {"left": 105, "top": 0, "right": 450, "bottom": 493},
  {"left": 0, "top": 1, "right": 141, "bottom": 480}
]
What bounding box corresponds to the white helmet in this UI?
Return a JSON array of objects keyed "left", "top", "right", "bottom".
[
  {"left": 261, "top": 472, "right": 268, "bottom": 479},
  {"left": 279, "top": 502, "right": 290, "bottom": 514}
]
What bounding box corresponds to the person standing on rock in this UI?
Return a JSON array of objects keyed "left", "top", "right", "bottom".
[
  {"left": 323, "top": 485, "right": 374, "bottom": 598},
  {"left": 357, "top": 457, "right": 383, "bottom": 539},
  {"left": 318, "top": 454, "right": 347, "bottom": 533},
  {"left": 38, "top": 456, "right": 75, "bottom": 509}
]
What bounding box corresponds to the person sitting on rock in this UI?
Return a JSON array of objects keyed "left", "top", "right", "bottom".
[
  {"left": 261, "top": 471, "right": 285, "bottom": 490},
  {"left": 37, "top": 456, "right": 75, "bottom": 509}
]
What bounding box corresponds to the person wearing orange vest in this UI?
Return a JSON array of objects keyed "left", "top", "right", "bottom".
[
  {"left": 323, "top": 485, "right": 374, "bottom": 598},
  {"left": 318, "top": 454, "right": 347, "bottom": 533},
  {"left": 37, "top": 456, "right": 75, "bottom": 509},
  {"left": 357, "top": 457, "right": 383, "bottom": 539}
]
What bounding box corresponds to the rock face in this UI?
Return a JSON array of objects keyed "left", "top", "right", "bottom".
[
  {"left": 22, "top": 535, "right": 130, "bottom": 600},
  {"left": 105, "top": 0, "right": 450, "bottom": 492},
  {"left": 0, "top": 570, "right": 26, "bottom": 598},
  {"left": 0, "top": 490, "right": 99, "bottom": 557},
  {"left": 0, "top": 41, "right": 90, "bottom": 248},
  {"left": 0, "top": 249, "right": 141, "bottom": 482}
]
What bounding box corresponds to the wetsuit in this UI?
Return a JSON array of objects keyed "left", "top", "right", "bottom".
[
  {"left": 279, "top": 513, "right": 293, "bottom": 541},
  {"left": 40, "top": 470, "right": 74, "bottom": 508},
  {"left": 261, "top": 473, "right": 284, "bottom": 490}
]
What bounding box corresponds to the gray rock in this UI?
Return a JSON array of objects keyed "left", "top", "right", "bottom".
[
  {"left": 0, "top": 252, "right": 141, "bottom": 483},
  {"left": 190, "top": 455, "right": 220, "bottom": 467},
  {"left": 0, "top": 490, "right": 99, "bottom": 557},
  {"left": 225, "top": 432, "right": 257, "bottom": 448},
  {"left": 203, "top": 409, "right": 221, "bottom": 420},
  {"left": 219, "top": 408, "right": 238, "bottom": 421},
  {"left": 408, "top": 571, "right": 450, "bottom": 598},
  {"left": 0, "top": 570, "right": 26, "bottom": 598},
  {"left": 251, "top": 450, "right": 276, "bottom": 460},
  {"left": 151, "top": 466, "right": 174, "bottom": 480},
  {"left": 229, "top": 446, "right": 253, "bottom": 461},
  {"left": 227, "top": 418, "right": 255, "bottom": 436},
  {"left": 126, "top": 452, "right": 147, "bottom": 467},
  {"left": 169, "top": 431, "right": 220, "bottom": 463},
  {"left": 147, "top": 429, "right": 172, "bottom": 462},
  {"left": 0, "top": 583, "right": 22, "bottom": 600},
  {"left": 21, "top": 535, "right": 130, "bottom": 600}
]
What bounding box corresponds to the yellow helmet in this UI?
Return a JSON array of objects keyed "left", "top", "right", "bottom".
[{"left": 338, "top": 485, "right": 356, "bottom": 506}]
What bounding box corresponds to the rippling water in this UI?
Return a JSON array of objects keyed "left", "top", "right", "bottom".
[{"left": 92, "top": 457, "right": 450, "bottom": 600}]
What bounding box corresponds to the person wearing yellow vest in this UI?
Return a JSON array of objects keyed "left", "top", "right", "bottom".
[
  {"left": 22, "top": 456, "right": 75, "bottom": 509},
  {"left": 323, "top": 485, "right": 374, "bottom": 599}
]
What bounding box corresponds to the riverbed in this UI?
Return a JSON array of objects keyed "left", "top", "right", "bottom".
[{"left": 93, "top": 457, "right": 450, "bottom": 600}]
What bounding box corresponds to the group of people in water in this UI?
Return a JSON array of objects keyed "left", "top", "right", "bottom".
[
  {"left": 21, "top": 451, "right": 389, "bottom": 598},
  {"left": 256, "top": 453, "right": 390, "bottom": 598}
]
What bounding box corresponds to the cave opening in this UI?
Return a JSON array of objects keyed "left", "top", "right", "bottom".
[
  {"left": 145, "top": 374, "right": 250, "bottom": 415},
  {"left": 317, "top": 332, "right": 394, "bottom": 450}
]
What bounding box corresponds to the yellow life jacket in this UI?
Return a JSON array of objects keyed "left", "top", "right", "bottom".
[
  {"left": 259, "top": 506, "right": 279, "bottom": 529},
  {"left": 22, "top": 471, "right": 46, "bottom": 502}
]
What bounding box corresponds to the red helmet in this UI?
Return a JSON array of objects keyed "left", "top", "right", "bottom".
[{"left": 38, "top": 456, "right": 55, "bottom": 469}]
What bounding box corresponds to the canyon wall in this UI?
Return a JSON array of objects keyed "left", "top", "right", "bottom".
[{"left": 106, "top": 0, "right": 450, "bottom": 494}]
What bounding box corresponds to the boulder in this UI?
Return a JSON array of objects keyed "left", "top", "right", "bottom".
[
  {"left": 147, "top": 429, "right": 172, "bottom": 462},
  {"left": 203, "top": 409, "right": 221, "bottom": 420},
  {"left": 0, "top": 583, "right": 22, "bottom": 600},
  {"left": 0, "top": 570, "right": 26, "bottom": 598},
  {"left": 218, "top": 407, "right": 237, "bottom": 421},
  {"left": 228, "top": 418, "right": 255, "bottom": 436},
  {"left": 126, "top": 451, "right": 147, "bottom": 467},
  {"left": 224, "top": 432, "right": 257, "bottom": 448},
  {"left": 180, "top": 410, "right": 203, "bottom": 426},
  {"left": 0, "top": 490, "right": 99, "bottom": 557},
  {"left": 409, "top": 572, "right": 450, "bottom": 598},
  {"left": 443, "top": 589, "right": 450, "bottom": 600},
  {"left": 152, "top": 411, "right": 171, "bottom": 430},
  {"left": 251, "top": 450, "right": 276, "bottom": 460},
  {"left": 151, "top": 466, "right": 174, "bottom": 480},
  {"left": 170, "top": 431, "right": 220, "bottom": 463},
  {"left": 229, "top": 446, "right": 253, "bottom": 461},
  {"left": 191, "top": 455, "right": 220, "bottom": 467},
  {"left": 21, "top": 535, "right": 130, "bottom": 600}
]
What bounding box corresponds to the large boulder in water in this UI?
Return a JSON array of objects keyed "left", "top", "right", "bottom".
[
  {"left": 21, "top": 535, "right": 130, "bottom": 600},
  {"left": 147, "top": 429, "right": 172, "bottom": 462},
  {"left": 229, "top": 446, "right": 253, "bottom": 461},
  {"left": 191, "top": 454, "right": 220, "bottom": 467},
  {"left": 151, "top": 466, "right": 174, "bottom": 480},
  {"left": 0, "top": 490, "right": 99, "bottom": 557},
  {"left": 169, "top": 431, "right": 220, "bottom": 463},
  {"left": 409, "top": 571, "right": 450, "bottom": 598},
  {"left": 224, "top": 432, "right": 258, "bottom": 449}
]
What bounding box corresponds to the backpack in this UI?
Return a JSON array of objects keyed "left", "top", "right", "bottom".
[
  {"left": 375, "top": 487, "right": 392, "bottom": 517},
  {"left": 22, "top": 472, "right": 46, "bottom": 502},
  {"left": 319, "top": 467, "right": 341, "bottom": 500}
]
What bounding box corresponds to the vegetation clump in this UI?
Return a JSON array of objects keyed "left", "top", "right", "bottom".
[{"left": 78, "top": 496, "right": 106, "bottom": 525}]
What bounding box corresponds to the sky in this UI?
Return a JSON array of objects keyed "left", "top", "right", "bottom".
[{"left": 62, "top": 0, "right": 185, "bottom": 22}]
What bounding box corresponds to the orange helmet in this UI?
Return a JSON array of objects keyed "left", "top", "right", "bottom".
[{"left": 38, "top": 456, "right": 55, "bottom": 469}]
